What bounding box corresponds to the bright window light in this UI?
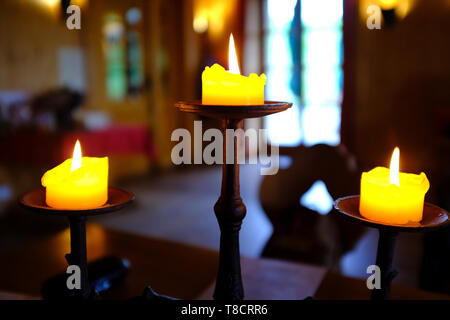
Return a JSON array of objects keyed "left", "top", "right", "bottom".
[
  {"left": 302, "top": 67, "right": 342, "bottom": 105},
  {"left": 302, "top": 29, "right": 342, "bottom": 68},
  {"left": 267, "top": 0, "right": 298, "bottom": 29},
  {"left": 266, "top": 106, "right": 302, "bottom": 146},
  {"left": 264, "top": 0, "right": 343, "bottom": 147},
  {"left": 301, "top": 0, "right": 343, "bottom": 28},
  {"left": 302, "top": 104, "right": 341, "bottom": 146},
  {"left": 300, "top": 180, "right": 334, "bottom": 215}
]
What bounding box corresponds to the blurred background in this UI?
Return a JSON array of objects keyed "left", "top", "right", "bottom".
[{"left": 0, "top": 0, "right": 449, "bottom": 296}]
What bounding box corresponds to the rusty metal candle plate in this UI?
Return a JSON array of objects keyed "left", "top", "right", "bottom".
[
  {"left": 19, "top": 187, "right": 135, "bottom": 217},
  {"left": 174, "top": 100, "right": 292, "bottom": 119},
  {"left": 334, "top": 195, "right": 449, "bottom": 300},
  {"left": 334, "top": 195, "right": 450, "bottom": 232},
  {"left": 19, "top": 186, "right": 134, "bottom": 299}
]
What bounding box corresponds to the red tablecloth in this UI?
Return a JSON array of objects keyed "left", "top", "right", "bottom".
[
  {"left": 61, "top": 125, "right": 157, "bottom": 160},
  {"left": 0, "top": 125, "right": 157, "bottom": 167}
]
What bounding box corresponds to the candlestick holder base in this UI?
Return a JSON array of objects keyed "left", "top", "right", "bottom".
[
  {"left": 334, "top": 195, "right": 449, "bottom": 300},
  {"left": 129, "top": 286, "right": 178, "bottom": 301},
  {"left": 19, "top": 187, "right": 134, "bottom": 299},
  {"left": 175, "top": 100, "right": 292, "bottom": 119},
  {"left": 175, "top": 100, "right": 291, "bottom": 300}
]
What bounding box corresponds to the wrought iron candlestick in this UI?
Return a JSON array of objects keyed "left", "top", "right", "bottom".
[
  {"left": 175, "top": 101, "right": 291, "bottom": 300},
  {"left": 334, "top": 195, "right": 449, "bottom": 300},
  {"left": 372, "top": 229, "right": 398, "bottom": 300},
  {"left": 213, "top": 118, "right": 247, "bottom": 300},
  {"left": 19, "top": 187, "right": 134, "bottom": 299},
  {"left": 66, "top": 215, "right": 90, "bottom": 298}
]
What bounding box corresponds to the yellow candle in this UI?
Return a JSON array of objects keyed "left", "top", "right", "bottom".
[
  {"left": 360, "top": 147, "right": 430, "bottom": 224},
  {"left": 41, "top": 140, "right": 108, "bottom": 210},
  {"left": 202, "top": 34, "right": 266, "bottom": 105}
]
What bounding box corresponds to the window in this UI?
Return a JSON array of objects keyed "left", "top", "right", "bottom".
[
  {"left": 103, "top": 13, "right": 127, "bottom": 101},
  {"left": 264, "top": 0, "right": 343, "bottom": 147},
  {"left": 126, "top": 8, "right": 144, "bottom": 95},
  {"left": 103, "top": 8, "right": 144, "bottom": 101}
]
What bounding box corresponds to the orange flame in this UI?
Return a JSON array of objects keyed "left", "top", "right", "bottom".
[
  {"left": 389, "top": 147, "right": 400, "bottom": 186},
  {"left": 71, "top": 140, "right": 82, "bottom": 172},
  {"left": 228, "top": 34, "right": 240, "bottom": 74}
]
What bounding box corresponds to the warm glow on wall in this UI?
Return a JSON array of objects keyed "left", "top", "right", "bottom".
[
  {"left": 379, "top": 0, "right": 398, "bottom": 10},
  {"left": 193, "top": 0, "right": 237, "bottom": 37},
  {"left": 395, "top": 0, "right": 415, "bottom": 19},
  {"left": 31, "top": 0, "right": 88, "bottom": 18},
  {"left": 359, "top": 0, "right": 415, "bottom": 22},
  {"left": 71, "top": 0, "right": 89, "bottom": 9},
  {"left": 42, "top": 0, "right": 59, "bottom": 8},
  {"left": 31, "top": 0, "right": 60, "bottom": 18}
]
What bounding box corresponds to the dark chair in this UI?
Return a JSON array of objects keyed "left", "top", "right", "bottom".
[{"left": 259, "top": 144, "right": 364, "bottom": 269}]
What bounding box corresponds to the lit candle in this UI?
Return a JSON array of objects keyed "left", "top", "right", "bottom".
[
  {"left": 202, "top": 34, "right": 266, "bottom": 105},
  {"left": 41, "top": 140, "right": 108, "bottom": 210},
  {"left": 360, "top": 147, "right": 430, "bottom": 224}
]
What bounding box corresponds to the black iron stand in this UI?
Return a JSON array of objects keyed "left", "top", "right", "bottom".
[
  {"left": 213, "top": 119, "right": 246, "bottom": 301},
  {"left": 372, "top": 229, "right": 399, "bottom": 300},
  {"left": 174, "top": 100, "right": 292, "bottom": 300},
  {"left": 66, "top": 216, "right": 91, "bottom": 299},
  {"left": 19, "top": 187, "right": 134, "bottom": 300},
  {"left": 334, "top": 195, "right": 450, "bottom": 300}
]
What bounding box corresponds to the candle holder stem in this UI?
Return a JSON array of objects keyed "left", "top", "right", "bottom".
[
  {"left": 213, "top": 119, "right": 246, "bottom": 301},
  {"left": 335, "top": 196, "right": 450, "bottom": 300},
  {"left": 19, "top": 187, "right": 134, "bottom": 299},
  {"left": 175, "top": 101, "right": 291, "bottom": 300},
  {"left": 66, "top": 216, "right": 91, "bottom": 299},
  {"left": 372, "top": 229, "right": 398, "bottom": 300}
]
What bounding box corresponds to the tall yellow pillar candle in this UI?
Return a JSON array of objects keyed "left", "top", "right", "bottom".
[
  {"left": 202, "top": 34, "right": 266, "bottom": 105},
  {"left": 41, "top": 140, "right": 108, "bottom": 210},
  {"left": 360, "top": 147, "right": 430, "bottom": 224}
]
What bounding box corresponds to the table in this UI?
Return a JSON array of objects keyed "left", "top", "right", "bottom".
[{"left": 0, "top": 224, "right": 447, "bottom": 300}]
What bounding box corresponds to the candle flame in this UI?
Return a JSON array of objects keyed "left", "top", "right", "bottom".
[
  {"left": 389, "top": 147, "right": 400, "bottom": 186},
  {"left": 228, "top": 34, "right": 240, "bottom": 74},
  {"left": 71, "top": 140, "right": 82, "bottom": 172}
]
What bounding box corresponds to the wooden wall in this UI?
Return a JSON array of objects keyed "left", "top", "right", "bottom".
[
  {"left": 0, "top": 0, "right": 245, "bottom": 168},
  {"left": 0, "top": 0, "right": 81, "bottom": 93},
  {"left": 350, "top": 0, "right": 450, "bottom": 195}
]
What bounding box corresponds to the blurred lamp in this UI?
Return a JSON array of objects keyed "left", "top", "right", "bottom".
[
  {"left": 35, "top": 0, "right": 60, "bottom": 18},
  {"left": 360, "top": 0, "right": 415, "bottom": 25},
  {"left": 192, "top": 0, "right": 236, "bottom": 37},
  {"left": 378, "top": 0, "right": 398, "bottom": 10},
  {"left": 41, "top": 0, "right": 59, "bottom": 8},
  {"left": 71, "top": 0, "right": 88, "bottom": 8},
  {"left": 193, "top": 15, "right": 209, "bottom": 33}
]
